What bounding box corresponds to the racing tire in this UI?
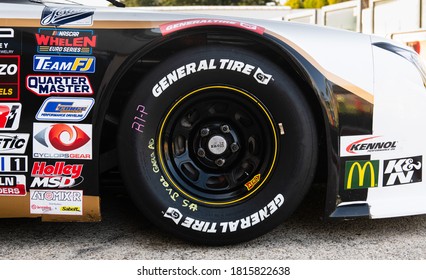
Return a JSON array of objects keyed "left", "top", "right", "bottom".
[{"left": 118, "top": 45, "right": 317, "bottom": 245}]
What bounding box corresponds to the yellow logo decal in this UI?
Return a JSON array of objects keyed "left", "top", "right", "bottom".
[
  {"left": 245, "top": 174, "right": 261, "bottom": 190},
  {"left": 345, "top": 160, "right": 379, "bottom": 190}
]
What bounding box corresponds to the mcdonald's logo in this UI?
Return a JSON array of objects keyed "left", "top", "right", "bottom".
[{"left": 344, "top": 160, "right": 379, "bottom": 190}]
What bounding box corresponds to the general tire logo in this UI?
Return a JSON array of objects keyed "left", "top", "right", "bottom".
[
  {"left": 41, "top": 7, "right": 94, "bottom": 26},
  {"left": 164, "top": 207, "right": 183, "bottom": 224},
  {"left": 0, "top": 55, "right": 20, "bottom": 100},
  {"left": 383, "top": 156, "right": 422, "bottom": 186},
  {"left": 253, "top": 68, "right": 272, "bottom": 85},
  {"left": 33, "top": 123, "right": 92, "bottom": 160},
  {"left": 344, "top": 160, "right": 379, "bottom": 190}
]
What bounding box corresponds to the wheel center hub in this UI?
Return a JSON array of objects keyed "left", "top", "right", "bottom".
[{"left": 208, "top": 135, "right": 228, "bottom": 155}]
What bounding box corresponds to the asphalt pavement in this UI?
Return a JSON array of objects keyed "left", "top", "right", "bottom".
[{"left": 1, "top": 185, "right": 426, "bottom": 260}]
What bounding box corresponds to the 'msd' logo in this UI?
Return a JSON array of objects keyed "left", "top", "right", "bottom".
[{"left": 33, "top": 123, "right": 92, "bottom": 160}]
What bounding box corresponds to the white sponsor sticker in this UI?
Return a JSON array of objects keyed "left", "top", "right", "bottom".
[
  {"left": 33, "top": 123, "right": 92, "bottom": 160},
  {"left": 340, "top": 135, "right": 398, "bottom": 157},
  {"left": 0, "top": 133, "right": 29, "bottom": 154},
  {"left": 26, "top": 75, "right": 93, "bottom": 96},
  {"left": 36, "top": 97, "right": 94, "bottom": 122},
  {"left": 30, "top": 189, "right": 83, "bottom": 215}
]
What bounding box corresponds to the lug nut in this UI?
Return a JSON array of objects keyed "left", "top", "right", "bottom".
[
  {"left": 197, "top": 148, "right": 206, "bottom": 158},
  {"left": 200, "top": 128, "right": 210, "bottom": 137},
  {"left": 220, "top": 125, "right": 230, "bottom": 133},
  {"left": 230, "top": 143, "right": 239, "bottom": 153},
  {"left": 215, "top": 158, "right": 225, "bottom": 167}
]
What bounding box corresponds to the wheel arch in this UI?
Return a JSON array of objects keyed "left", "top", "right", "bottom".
[{"left": 97, "top": 26, "right": 331, "bottom": 208}]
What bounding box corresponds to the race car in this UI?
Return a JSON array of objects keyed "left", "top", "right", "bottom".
[{"left": 0, "top": 0, "right": 425, "bottom": 245}]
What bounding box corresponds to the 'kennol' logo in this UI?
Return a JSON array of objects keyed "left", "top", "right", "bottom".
[
  {"left": 33, "top": 123, "right": 92, "bottom": 160},
  {"left": 340, "top": 135, "right": 398, "bottom": 157},
  {"left": 384, "top": 156, "right": 422, "bottom": 186}
]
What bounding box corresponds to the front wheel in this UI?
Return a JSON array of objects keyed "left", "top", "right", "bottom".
[{"left": 118, "top": 45, "right": 317, "bottom": 245}]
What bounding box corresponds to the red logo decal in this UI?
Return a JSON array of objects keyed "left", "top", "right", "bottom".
[{"left": 49, "top": 124, "right": 90, "bottom": 151}]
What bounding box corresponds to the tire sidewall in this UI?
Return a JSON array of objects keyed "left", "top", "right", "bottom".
[{"left": 118, "top": 46, "right": 317, "bottom": 244}]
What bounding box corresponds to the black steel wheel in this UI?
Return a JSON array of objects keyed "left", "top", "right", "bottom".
[{"left": 118, "top": 45, "right": 317, "bottom": 245}]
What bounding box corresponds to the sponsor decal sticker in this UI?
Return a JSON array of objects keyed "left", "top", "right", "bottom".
[
  {"left": 0, "top": 103, "right": 21, "bottom": 130},
  {"left": 33, "top": 123, "right": 92, "bottom": 160},
  {"left": 0, "top": 175, "right": 26, "bottom": 196},
  {"left": 152, "top": 59, "right": 273, "bottom": 97},
  {"left": 0, "top": 28, "right": 14, "bottom": 54},
  {"left": 340, "top": 135, "right": 398, "bottom": 157},
  {"left": 383, "top": 156, "right": 422, "bottom": 186},
  {"left": 30, "top": 189, "right": 83, "bottom": 215},
  {"left": 40, "top": 7, "right": 94, "bottom": 26},
  {"left": 160, "top": 19, "right": 265, "bottom": 36},
  {"left": 244, "top": 174, "right": 261, "bottom": 191},
  {"left": 0, "top": 156, "right": 27, "bottom": 172},
  {"left": 30, "top": 161, "right": 84, "bottom": 189},
  {"left": 344, "top": 160, "right": 379, "bottom": 190},
  {"left": 0, "top": 133, "right": 29, "bottom": 154},
  {"left": 163, "top": 194, "right": 284, "bottom": 233},
  {"left": 36, "top": 28, "right": 96, "bottom": 55},
  {"left": 26, "top": 75, "right": 93, "bottom": 96},
  {"left": 36, "top": 97, "right": 94, "bottom": 122},
  {"left": 0, "top": 55, "right": 20, "bottom": 100},
  {"left": 33, "top": 55, "right": 95, "bottom": 73}
]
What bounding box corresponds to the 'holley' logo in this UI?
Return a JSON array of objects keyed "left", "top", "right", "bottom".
[
  {"left": 41, "top": 7, "right": 94, "bottom": 26},
  {"left": 341, "top": 135, "right": 398, "bottom": 156},
  {"left": 384, "top": 156, "right": 422, "bottom": 186},
  {"left": 30, "top": 161, "right": 83, "bottom": 188}
]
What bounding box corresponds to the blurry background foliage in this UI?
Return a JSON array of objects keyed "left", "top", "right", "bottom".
[{"left": 121, "top": 0, "right": 350, "bottom": 7}]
